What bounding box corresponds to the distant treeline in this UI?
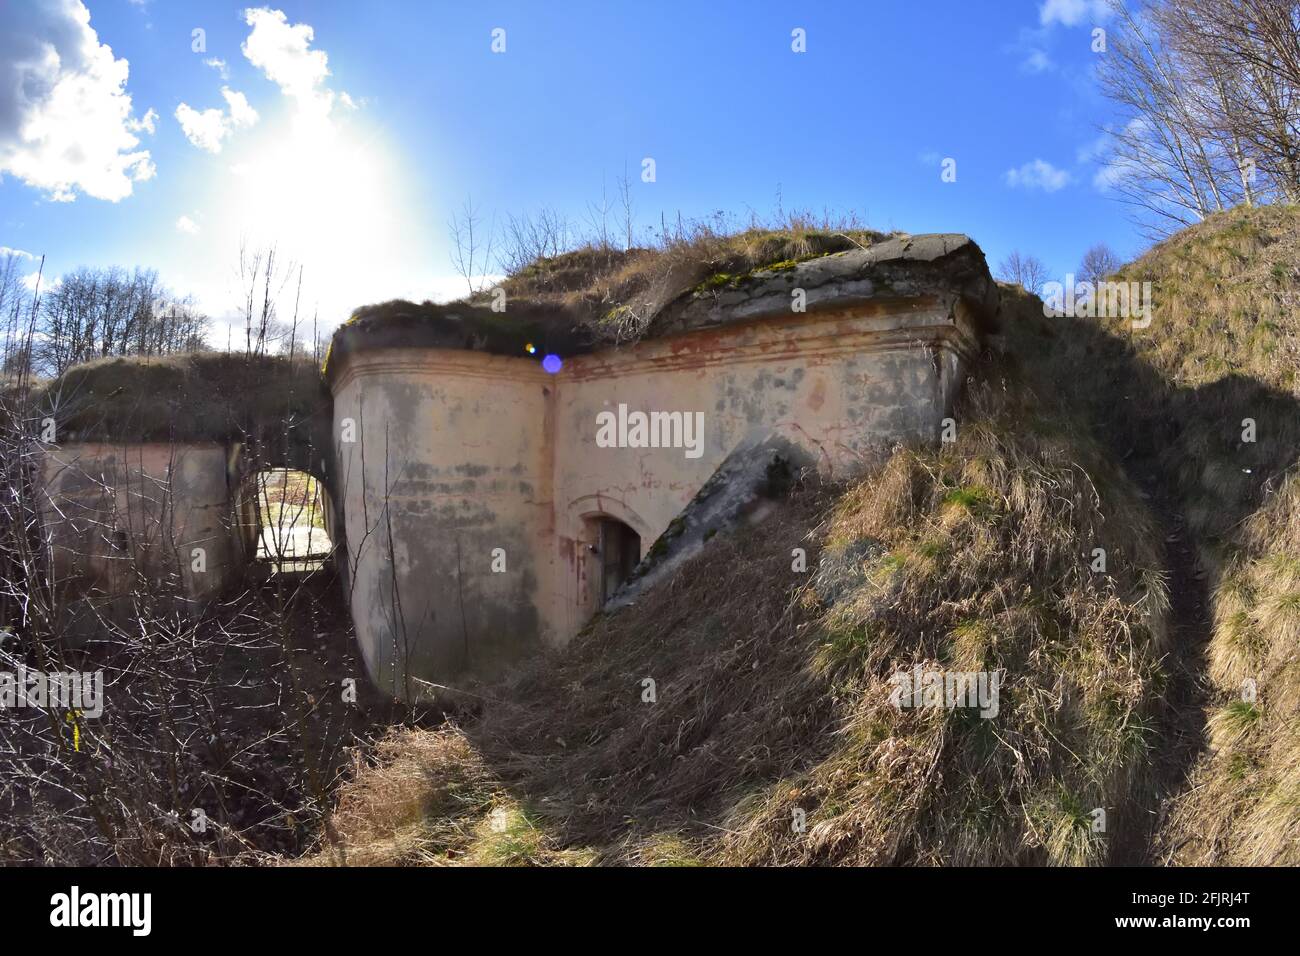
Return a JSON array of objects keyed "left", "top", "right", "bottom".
[{"left": 1, "top": 254, "right": 209, "bottom": 379}]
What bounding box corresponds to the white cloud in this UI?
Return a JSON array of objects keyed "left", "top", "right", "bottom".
[
  {"left": 1082, "top": 120, "right": 1146, "bottom": 192},
  {"left": 127, "top": 107, "right": 158, "bottom": 135},
  {"left": 0, "top": 0, "right": 155, "bottom": 201},
  {"left": 1040, "top": 0, "right": 1111, "bottom": 27},
  {"left": 175, "top": 103, "right": 228, "bottom": 153},
  {"left": 241, "top": 8, "right": 339, "bottom": 122},
  {"left": 1076, "top": 132, "right": 1109, "bottom": 164},
  {"left": 1005, "top": 159, "right": 1073, "bottom": 192},
  {"left": 1022, "top": 49, "right": 1054, "bottom": 73},
  {"left": 1093, "top": 163, "right": 1128, "bottom": 191},
  {"left": 222, "top": 88, "right": 259, "bottom": 128},
  {"left": 176, "top": 215, "right": 200, "bottom": 235},
  {"left": 205, "top": 57, "right": 230, "bottom": 80},
  {"left": 0, "top": 247, "right": 35, "bottom": 260},
  {"left": 175, "top": 87, "right": 259, "bottom": 153}
]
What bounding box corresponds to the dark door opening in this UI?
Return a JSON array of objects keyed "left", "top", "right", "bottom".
[{"left": 597, "top": 518, "right": 641, "bottom": 603}]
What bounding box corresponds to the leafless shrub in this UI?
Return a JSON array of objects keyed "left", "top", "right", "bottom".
[
  {"left": 996, "top": 250, "right": 1051, "bottom": 292},
  {"left": 448, "top": 196, "right": 497, "bottom": 297},
  {"left": 0, "top": 331, "right": 389, "bottom": 865},
  {"left": 1079, "top": 243, "right": 1123, "bottom": 284}
]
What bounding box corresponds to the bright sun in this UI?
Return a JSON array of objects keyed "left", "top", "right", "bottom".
[{"left": 203, "top": 108, "right": 424, "bottom": 329}]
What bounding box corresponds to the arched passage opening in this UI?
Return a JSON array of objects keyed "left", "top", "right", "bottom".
[{"left": 236, "top": 468, "right": 335, "bottom": 574}]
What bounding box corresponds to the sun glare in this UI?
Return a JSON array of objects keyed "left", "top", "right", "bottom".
[{"left": 206, "top": 110, "right": 417, "bottom": 325}]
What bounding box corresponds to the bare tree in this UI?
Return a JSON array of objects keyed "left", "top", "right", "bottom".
[
  {"left": 498, "top": 206, "right": 571, "bottom": 276},
  {"left": 1, "top": 250, "right": 33, "bottom": 377},
  {"left": 32, "top": 266, "right": 207, "bottom": 376},
  {"left": 448, "top": 196, "right": 496, "bottom": 297},
  {"left": 1079, "top": 243, "right": 1124, "bottom": 284},
  {"left": 584, "top": 175, "right": 614, "bottom": 253},
  {"left": 1096, "top": 0, "right": 1300, "bottom": 235},
  {"left": 1096, "top": 0, "right": 1235, "bottom": 234},
  {"left": 239, "top": 242, "right": 295, "bottom": 357},
  {"left": 1161, "top": 0, "right": 1300, "bottom": 203},
  {"left": 618, "top": 164, "right": 636, "bottom": 251},
  {"left": 997, "top": 251, "right": 1051, "bottom": 293}
]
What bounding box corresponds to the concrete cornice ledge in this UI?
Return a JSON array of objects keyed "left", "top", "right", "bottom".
[{"left": 648, "top": 234, "right": 1000, "bottom": 339}]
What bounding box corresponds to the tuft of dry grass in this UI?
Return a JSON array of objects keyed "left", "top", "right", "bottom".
[
  {"left": 297, "top": 727, "right": 592, "bottom": 866},
  {"left": 711, "top": 381, "right": 1166, "bottom": 866}
]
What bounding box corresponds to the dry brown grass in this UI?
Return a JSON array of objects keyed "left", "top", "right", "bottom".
[
  {"left": 296, "top": 727, "right": 592, "bottom": 866},
  {"left": 497, "top": 209, "right": 885, "bottom": 328},
  {"left": 711, "top": 382, "right": 1166, "bottom": 866},
  {"left": 451, "top": 210, "right": 887, "bottom": 345},
  {"left": 992, "top": 202, "right": 1300, "bottom": 866},
  {"left": 1163, "top": 472, "right": 1300, "bottom": 865},
  {"left": 1080, "top": 204, "right": 1300, "bottom": 866},
  {"left": 1113, "top": 204, "right": 1300, "bottom": 395},
  {"left": 297, "top": 375, "right": 1166, "bottom": 866}
]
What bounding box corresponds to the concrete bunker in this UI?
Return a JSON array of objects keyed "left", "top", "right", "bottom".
[
  {"left": 23, "top": 353, "right": 335, "bottom": 634},
  {"left": 19, "top": 233, "right": 1001, "bottom": 701},
  {"left": 325, "top": 232, "right": 1001, "bottom": 701}
]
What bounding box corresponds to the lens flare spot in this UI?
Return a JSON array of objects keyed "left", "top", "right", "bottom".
[{"left": 542, "top": 354, "right": 563, "bottom": 374}]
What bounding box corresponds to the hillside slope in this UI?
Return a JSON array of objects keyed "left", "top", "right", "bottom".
[
  {"left": 996, "top": 204, "right": 1300, "bottom": 865},
  {"left": 1118, "top": 206, "right": 1300, "bottom": 865}
]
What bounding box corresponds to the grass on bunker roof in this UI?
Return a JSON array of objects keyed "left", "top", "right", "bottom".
[
  {"left": 16, "top": 351, "right": 330, "bottom": 444},
  {"left": 343, "top": 210, "right": 893, "bottom": 355}
]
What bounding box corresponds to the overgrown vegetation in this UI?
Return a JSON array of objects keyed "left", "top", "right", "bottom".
[
  {"left": 0, "top": 352, "right": 390, "bottom": 865},
  {"left": 342, "top": 210, "right": 890, "bottom": 360},
  {"left": 491, "top": 209, "right": 884, "bottom": 340},
  {"left": 20, "top": 351, "right": 332, "bottom": 455},
  {"left": 1113, "top": 206, "right": 1300, "bottom": 865},
  {"left": 985, "top": 204, "right": 1300, "bottom": 864},
  {"left": 299, "top": 201, "right": 1300, "bottom": 868},
  {"left": 5, "top": 200, "right": 1296, "bottom": 867},
  {"left": 300, "top": 373, "right": 1169, "bottom": 867}
]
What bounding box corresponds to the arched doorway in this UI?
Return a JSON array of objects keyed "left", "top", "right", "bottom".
[
  {"left": 591, "top": 516, "right": 641, "bottom": 604},
  {"left": 238, "top": 468, "right": 334, "bottom": 574}
]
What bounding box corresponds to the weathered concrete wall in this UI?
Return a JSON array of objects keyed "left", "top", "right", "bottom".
[
  {"left": 329, "top": 297, "right": 979, "bottom": 699},
  {"left": 331, "top": 351, "right": 553, "bottom": 700},
  {"left": 547, "top": 299, "right": 975, "bottom": 638},
  {"left": 38, "top": 442, "right": 239, "bottom": 634}
]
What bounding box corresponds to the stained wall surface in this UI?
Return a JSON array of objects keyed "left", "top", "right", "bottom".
[
  {"left": 38, "top": 443, "right": 238, "bottom": 634},
  {"left": 330, "top": 300, "right": 978, "bottom": 699},
  {"left": 331, "top": 352, "right": 553, "bottom": 700}
]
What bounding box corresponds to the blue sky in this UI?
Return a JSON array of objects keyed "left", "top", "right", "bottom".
[{"left": 1, "top": 0, "right": 1131, "bottom": 335}]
